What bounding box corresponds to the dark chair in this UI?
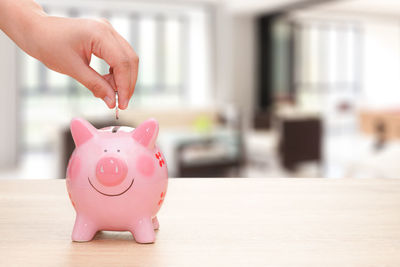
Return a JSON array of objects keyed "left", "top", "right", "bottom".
[
  {"left": 278, "top": 117, "right": 322, "bottom": 171},
  {"left": 176, "top": 138, "right": 242, "bottom": 177},
  {"left": 176, "top": 113, "right": 244, "bottom": 178}
]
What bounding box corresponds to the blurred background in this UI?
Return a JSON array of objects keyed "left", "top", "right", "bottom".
[{"left": 1, "top": 0, "right": 400, "bottom": 179}]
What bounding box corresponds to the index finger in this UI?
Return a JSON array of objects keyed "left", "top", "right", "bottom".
[
  {"left": 91, "top": 23, "right": 137, "bottom": 109},
  {"left": 112, "top": 31, "right": 139, "bottom": 104}
]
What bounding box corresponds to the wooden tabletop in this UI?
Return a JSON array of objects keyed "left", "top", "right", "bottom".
[{"left": 1, "top": 178, "right": 400, "bottom": 267}]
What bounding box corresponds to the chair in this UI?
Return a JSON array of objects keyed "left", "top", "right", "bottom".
[{"left": 278, "top": 117, "right": 322, "bottom": 171}]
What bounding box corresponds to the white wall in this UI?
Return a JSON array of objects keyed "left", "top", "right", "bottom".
[
  {"left": 0, "top": 31, "right": 18, "bottom": 169},
  {"left": 362, "top": 18, "right": 400, "bottom": 109},
  {"left": 214, "top": 4, "right": 257, "bottom": 129},
  {"left": 232, "top": 16, "right": 256, "bottom": 129},
  {"left": 214, "top": 5, "right": 234, "bottom": 108}
]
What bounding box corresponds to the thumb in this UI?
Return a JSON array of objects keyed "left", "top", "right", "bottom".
[{"left": 71, "top": 62, "right": 116, "bottom": 108}]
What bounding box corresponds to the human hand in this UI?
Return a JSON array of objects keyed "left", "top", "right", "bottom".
[
  {"left": 30, "top": 16, "right": 139, "bottom": 109},
  {"left": 0, "top": 0, "right": 138, "bottom": 109}
]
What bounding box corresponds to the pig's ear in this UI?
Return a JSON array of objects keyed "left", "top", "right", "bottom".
[
  {"left": 132, "top": 119, "right": 159, "bottom": 149},
  {"left": 70, "top": 118, "right": 97, "bottom": 147}
]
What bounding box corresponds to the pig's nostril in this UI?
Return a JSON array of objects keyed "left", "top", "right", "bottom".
[{"left": 96, "top": 157, "right": 128, "bottom": 187}]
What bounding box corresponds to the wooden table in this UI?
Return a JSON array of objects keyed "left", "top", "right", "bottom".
[{"left": 1, "top": 178, "right": 400, "bottom": 267}]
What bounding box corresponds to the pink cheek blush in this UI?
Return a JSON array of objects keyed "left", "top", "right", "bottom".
[
  {"left": 68, "top": 156, "right": 81, "bottom": 180},
  {"left": 136, "top": 155, "right": 155, "bottom": 177}
]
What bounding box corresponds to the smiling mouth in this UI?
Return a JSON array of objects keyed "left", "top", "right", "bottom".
[{"left": 88, "top": 177, "right": 134, "bottom": 197}]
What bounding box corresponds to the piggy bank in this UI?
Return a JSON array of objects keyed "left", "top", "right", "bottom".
[{"left": 66, "top": 118, "right": 168, "bottom": 243}]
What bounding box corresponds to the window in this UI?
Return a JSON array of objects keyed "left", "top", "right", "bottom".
[
  {"left": 19, "top": 2, "right": 212, "bottom": 150},
  {"left": 294, "top": 19, "right": 362, "bottom": 132}
]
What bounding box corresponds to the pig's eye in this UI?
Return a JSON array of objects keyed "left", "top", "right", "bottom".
[
  {"left": 104, "top": 149, "right": 107, "bottom": 152},
  {"left": 117, "top": 149, "right": 120, "bottom": 152}
]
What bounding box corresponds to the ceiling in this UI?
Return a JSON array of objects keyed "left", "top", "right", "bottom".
[
  {"left": 222, "top": 0, "right": 400, "bottom": 16},
  {"left": 223, "top": 0, "right": 308, "bottom": 15},
  {"left": 309, "top": 0, "right": 400, "bottom": 16},
  {"left": 159, "top": 0, "right": 312, "bottom": 14}
]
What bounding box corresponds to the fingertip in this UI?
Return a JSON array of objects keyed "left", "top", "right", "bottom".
[
  {"left": 103, "top": 95, "right": 116, "bottom": 109},
  {"left": 118, "top": 98, "right": 129, "bottom": 110}
]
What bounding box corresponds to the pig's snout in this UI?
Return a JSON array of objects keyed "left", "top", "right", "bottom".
[{"left": 96, "top": 157, "right": 128, "bottom": 186}]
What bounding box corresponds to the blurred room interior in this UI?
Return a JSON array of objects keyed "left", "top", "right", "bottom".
[{"left": 1, "top": 0, "right": 400, "bottom": 179}]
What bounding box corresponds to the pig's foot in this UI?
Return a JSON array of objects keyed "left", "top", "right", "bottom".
[
  {"left": 152, "top": 216, "right": 159, "bottom": 230},
  {"left": 131, "top": 217, "right": 155, "bottom": 244},
  {"left": 71, "top": 215, "right": 98, "bottom": 242}
]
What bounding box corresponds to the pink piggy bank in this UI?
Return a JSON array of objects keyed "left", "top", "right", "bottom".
[{"left": 66, "top": 118, "right": 168, "bottom": 243}]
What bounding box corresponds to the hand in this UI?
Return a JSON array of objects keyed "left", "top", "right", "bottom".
[
  {"left": 0, "top": 0, "right": 138, "bottom": 109},
  {"left": 30, "top": 16, "right": 138, "bottom": 109}
]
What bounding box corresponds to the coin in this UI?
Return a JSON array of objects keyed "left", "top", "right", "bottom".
[{"left": 115, "top": 92, "right": 119, "bottom": 120}]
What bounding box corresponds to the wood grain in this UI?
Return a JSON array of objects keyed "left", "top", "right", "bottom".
[{"left": 1, "top": 178, "right": 400, "bottom": 267}]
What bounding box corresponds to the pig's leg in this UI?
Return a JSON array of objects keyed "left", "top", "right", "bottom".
[
  {"left": 152, "top": 216, "right": 159, "bottom": 230},
  {"left": 71, "top": 215, "right": 98, "bottom": 242},
  {"left": 131, "top": 217, "right": 155, "bottom": 244}
]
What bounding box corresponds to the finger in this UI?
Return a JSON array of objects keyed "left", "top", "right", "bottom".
[
  {"left": 98, "top": 18, "right": 134, "bottom": 99},
  {"left": 71, "top": 60, "right": 116, "bottom": 108},
  {"left": 91, "top": 27, "right": 135, "bottom": 110},
  {"left": 111, "top": 31, "right": 139, "bottom": 104},
  {"left": 103, "top": 73, "right": 117, "bottom": 92}
]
